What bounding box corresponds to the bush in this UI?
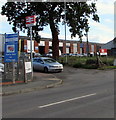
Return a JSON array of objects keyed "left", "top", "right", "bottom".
[
  {"left": 73, "top": 62, "right": 83, "bottom": 68},
  {"left": 83, "top": 64, "right": 98, "bottom": 69},
  {"left": 100, "top": 57, "right": 114, "bottom": 66},
  {"left": 86, "top": 59, "right": 97, "bottom": 65}
]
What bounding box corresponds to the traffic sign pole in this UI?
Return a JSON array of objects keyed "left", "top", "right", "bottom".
[
  {"left": 30, "top": 26, "right": 33, "bottom": 80},
  {"left": 26, "top": 15, "right": 36, "bottom": 81}
]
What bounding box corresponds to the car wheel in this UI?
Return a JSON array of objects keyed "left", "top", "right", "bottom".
[{"left": 44, "top": 67, "right": 48, "bottom": 73}]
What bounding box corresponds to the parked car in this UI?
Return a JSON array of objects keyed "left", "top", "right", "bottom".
[
  {"left": 46, "top": 52, "right": 52, "bottom": 57},
  {"left": 62, "top": 53, "right": 72, "bottom": 56},
  {"left": 74, "top": 53, "right": 83, "bottom": 57},
  {"left": 34, "top": 53, "right": 42, "bottom": 57},
  {"left": 33, "top": 57, "right": 63, "bottom": 72},
  {"left": 83, "top": 53, "right": 87, "bottom": 57},
  {"left": 0, "top": 63, "right": 4, "bottom": 73}
]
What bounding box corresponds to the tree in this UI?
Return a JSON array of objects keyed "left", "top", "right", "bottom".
[{"left": 1, "top": 2, "right": 99, "bottom": 59}]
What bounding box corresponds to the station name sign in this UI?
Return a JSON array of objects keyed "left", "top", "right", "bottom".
[{"left": 4, "top": 33, "right": 18, "bottom": 63}]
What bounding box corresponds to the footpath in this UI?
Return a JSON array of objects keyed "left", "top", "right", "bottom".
[{"left": 1, "top": 72, "right": 63, "bottom": 96}]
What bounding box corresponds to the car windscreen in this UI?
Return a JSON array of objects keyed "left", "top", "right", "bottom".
[{"left": 43, "top": 59, "right": 56, "bottom": 63}]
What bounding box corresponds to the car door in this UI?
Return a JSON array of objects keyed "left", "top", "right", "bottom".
[
  {"left": 33, "top": 59, "right": 38, "bottom": 70},
  {"left": 37, "top": 59, "right": 45, "bottom": 71}
]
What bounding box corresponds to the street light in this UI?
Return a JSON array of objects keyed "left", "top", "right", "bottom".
[
  {"left": 85, "top": 25, "right": 90, "bottom": 57},
  {"left": 64, "top": 0, "right": 67, "bottom": 63},
  {"left": 86, "top": 31, "right": 89, "bottom": 56}
]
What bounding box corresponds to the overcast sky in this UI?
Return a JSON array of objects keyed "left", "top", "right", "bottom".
[{"left": 0, "top": 0, "right": 115, "bottom": 43}]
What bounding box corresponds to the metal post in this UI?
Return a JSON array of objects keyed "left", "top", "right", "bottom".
[
  {"left": 30, "top": 26, "right": 33, "bottom": 80},
  {"left": 12, "top": 61, "right": 15, "bottom": 84},
  {"left": 64, "top": 1, "right": 67, "bottom": 63},
  {"left": 17, "top": 31, "right": 20, "bottom": 81},
  {"left": 86, "top": 32, "right": 89, "bottom": 57}
]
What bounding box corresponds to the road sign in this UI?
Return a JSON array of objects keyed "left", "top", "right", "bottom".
[
  {"left": 25, "top": 62, "right": 32, "bottom": 73},
  {"left": 100, "top": 49, "right": 107, "bottom": 55},
  {"left": 5, "top": 33, "right": 18, "bottom": 42},
  {"left": 4, "top": 42, "right": 18, "bottom": 62},
  {"left": 26, "top": 15, "right": 36, "bottom": 27},
  {"left": 4, "top": 33, "right": 18, "bottom": 62}
]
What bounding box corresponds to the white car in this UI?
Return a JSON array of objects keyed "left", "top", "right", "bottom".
[
  {"left": 0, "top": 63, "right": 4, "bottom": 73},
  {"left": 33, "top": 57, "right": 63, "bottom": 72}
]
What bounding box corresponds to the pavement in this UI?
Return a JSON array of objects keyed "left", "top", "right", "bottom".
[{"left": 1, "top": 72, "right": 63, "bottom": 96}]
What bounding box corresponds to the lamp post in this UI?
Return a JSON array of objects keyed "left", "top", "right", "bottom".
[
  {"left": 86, "top": 31, "right": 89, "bottom": 57},
  {"left": 64, "top": 0, "right": 67, "bottom": 63}
]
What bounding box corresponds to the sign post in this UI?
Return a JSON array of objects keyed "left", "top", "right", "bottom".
[
  {"left": 4, "top": 33, "right": 18, "bottom": 63},
  {"left": 26, "top": 15, "right": 36, "bottom": 80},
  {"left": 4, "top": 33, "right": 19, "bottom": 84}
]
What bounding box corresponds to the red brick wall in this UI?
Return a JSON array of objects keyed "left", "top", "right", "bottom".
[
  {"left": 34, "top": 41, "right": 39, "bottom": 53},
  {"left": 63, "top": 42, "right": 66, "bottom": 54},
  {"left": 77, "top": 43, "right": 80, "bottom": 54},
  {"left": 24, "top": 39, "right": 27, "bottom": 53},
  {"left": 45, "top": 41, "right": 49, "bottom": 53},
  {"left": 89, "top": 44, "right": 91, "bottom": 53},
  {"left": 94, "top": 44, "right": 97, "bottom": 53},
  {"left": 83, "top": 43, "right": 86, "bottom": 53},
  {"left": 70, "top": 42, "right": 73, "bottom": 53}
]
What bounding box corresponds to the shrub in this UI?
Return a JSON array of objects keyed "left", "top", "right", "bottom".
[
  {"left": 83, "top": 64, "right": 98, "bottom": 69},
  {"left": 86, "top": 59, "right": 97, "bottom": 65},
  {"left": 73, "top": 62, "right": 83, "bottom": 68},
  {"left": 100, "top": 57, "right": 115, "bottom": 66}
]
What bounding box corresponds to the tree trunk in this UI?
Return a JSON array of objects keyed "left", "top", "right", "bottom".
[
  {"left": 49, "top": 15, "right": 59, "bottom": 60},
  {"left": 52, "top": 30, "right": 59, "bottom": 60}
]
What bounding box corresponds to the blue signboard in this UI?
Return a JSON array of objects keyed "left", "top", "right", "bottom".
[
  {"left": 4, "top": 33, "right": 18, "bottom": 63},
  {"left": 4, "top": 42, "right": 18, "bottom": 62},
  {"left": 5, "top": 33, "right": 18, "bottom": 42}
]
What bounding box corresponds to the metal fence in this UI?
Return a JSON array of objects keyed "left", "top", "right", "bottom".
[{"left": 2, "top": 54, "right": 32, "bottom": 84}]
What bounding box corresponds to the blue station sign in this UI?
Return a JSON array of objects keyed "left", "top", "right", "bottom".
[
  {"left": 4, "top": 33, "right": 18, "bottom": 63},
  {"left": 5, "top": 33, "right": 18, "bottom": 42}
]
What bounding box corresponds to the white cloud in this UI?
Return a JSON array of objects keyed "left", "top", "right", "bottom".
[
  {"left": 90, "top": 21, "right": 113, "bottom": 33},
  {"left": 0, "top": 15, "right": 7, "bottom": 23},
  {"left": 89, "top": 21, "right": 114, "bottom": 43},
  {"left": 92, "top": 34, "right": 113, "bottom": 43},
  {"left": 0, "top": 1, "right": 8, "bottom": 23},
  {"left": 39, "top": 31, "right": 52, "bottom": 38},
  {"left": 104, "top": 19, "right": 113, "bottom": 23},
  {"left": 96, "top": 1, "right": 114, "bottom": 15}
]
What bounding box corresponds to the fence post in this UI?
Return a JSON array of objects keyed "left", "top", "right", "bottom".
[
  {"left": 12, "top": 62, "right": 15, "bottom": 84},
  {"left": 23, "top": 58, "right": 27, "bottom": 83}
]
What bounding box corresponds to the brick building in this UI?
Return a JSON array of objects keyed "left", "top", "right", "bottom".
[{"left": 19, "top": 36, "right": 102, "bottom": 56}]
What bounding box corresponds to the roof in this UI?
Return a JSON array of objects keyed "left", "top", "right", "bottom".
[{"left": 101, "top": 38, "right": 116, "bottom": 49}]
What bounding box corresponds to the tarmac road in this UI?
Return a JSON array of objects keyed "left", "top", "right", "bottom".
[{"left": 2, "top": 66, "right": 115, "bottom": 118}]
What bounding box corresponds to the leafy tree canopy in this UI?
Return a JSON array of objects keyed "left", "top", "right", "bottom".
[{"left": 1, "top": 2, "right": 99, "bottom": 59}]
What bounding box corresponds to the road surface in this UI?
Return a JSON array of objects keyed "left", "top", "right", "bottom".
[{"left": 2, "top": 66, "right": 115, "bottom": 118}]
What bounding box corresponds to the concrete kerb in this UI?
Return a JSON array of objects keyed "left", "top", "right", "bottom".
[{"left": 2, "top": 77, "right": 63, "bottom": 96}]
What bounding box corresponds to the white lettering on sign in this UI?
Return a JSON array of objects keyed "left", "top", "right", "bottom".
[
  {"left": 26, "top": 16, "right": 36, "bottom": 27},
  {"left": 26, "top": 17, "right": 34, "bottom": 23},
  {"left": 102, "top": 49, "right": 104, "bottom": 53}
]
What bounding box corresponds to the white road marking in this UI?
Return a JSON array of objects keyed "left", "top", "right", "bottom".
[{"left": 38, "top": 93, "right": 97, "bottom": 108}]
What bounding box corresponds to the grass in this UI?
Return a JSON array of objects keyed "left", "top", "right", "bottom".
[
  {"left": 58, "top": 56, "right": 116, "bottom": 70},
  {"left": 98, "top": 66, "right": 116, "bottom": 70}
]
